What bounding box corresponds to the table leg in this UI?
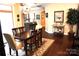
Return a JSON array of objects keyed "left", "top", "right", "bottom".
[{"left": 24, "top": 41, "right": 28, "bottom": 55}]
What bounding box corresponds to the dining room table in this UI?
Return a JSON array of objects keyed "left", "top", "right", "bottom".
[
  {"left": 14, "top": 26, "right": 43, "bottom": 55},
  {"left": 14, "top": 30, "right": 34, "bottom": 55}
]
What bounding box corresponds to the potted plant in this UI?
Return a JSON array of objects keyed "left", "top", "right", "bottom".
[{"left": 67, "top": 8, "right": 79, "bottom": 37}]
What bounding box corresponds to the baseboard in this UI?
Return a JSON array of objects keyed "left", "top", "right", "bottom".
[
  {"left": 64, "top": 33, "right": 68, "bottom": 35},
  {"left": 45, "top": 30, "right": 53, "bottom": 34}
]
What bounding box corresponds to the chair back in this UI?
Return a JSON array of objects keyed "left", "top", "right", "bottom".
[
  {"left": 12, "top": 28, "right": 19, "bottom": 36},
  {"left": 37, "top": 28, "right": 42, "bottom": 38},
  {"left": 19, "top": 27, "right": 25, "bottom": 34},
  {"left": 12, "top": 27, "right": 25, "bottom": 37},
  {"left": 25, "top": 34, "right": 36, "bottom": 44},
  {"left": 36, "top": 28, "right": 42, "bottom": 45},
  {"left": 31, "top": 30, "right": 37, "bottom": 35},
  {"left": 3, "top": 33, "right": 16, "bottom": 50},
  {"left": 31, "top": 34, "right": 36, "bottom": 43},
  {"left": 39, "top": 28, "right": 42, "bottom": 38}
]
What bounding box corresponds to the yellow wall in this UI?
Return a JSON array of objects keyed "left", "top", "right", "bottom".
[
  {"left": 12, "top": 3, "right": 23, "bottom": 28},
  {"left": 45, "top": 3, "right": 78, "bottom": 35}
]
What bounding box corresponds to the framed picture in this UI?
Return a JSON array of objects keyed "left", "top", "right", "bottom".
[
  {"left": 36, "top": 14, "right": 40, "bottom": 20},
  {"left": 54, "top": 11, "right": 64, "bottom": 23}
]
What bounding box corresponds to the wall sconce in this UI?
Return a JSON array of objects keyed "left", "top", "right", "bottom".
[
  {"left": 17, "top": 14, "right": 19, "bottom": 17},
  {"left": 17, "top": 14, "right": 20, "bottom": 21}
]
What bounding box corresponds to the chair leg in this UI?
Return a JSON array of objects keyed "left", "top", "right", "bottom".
[
  {"left": 36, "top": 40, "right": 39, "bottom": 48},
  {"left": 30, "top": 44, "right": 32, "bottom": 51},
  {"left": 9, "top": 47, "right": 11, "bottom": 55},
  {"left": 40, "top": 38, "right": 42, "bottom": 45},
  {"left": 39, "top": 35, "right": 42, "bottom": 45},
  {"left": 16, "top": 50, "right": 18, "bottom": 56},
  {"left": 30, "top": 44, "right": 32, "bottom": 55}
]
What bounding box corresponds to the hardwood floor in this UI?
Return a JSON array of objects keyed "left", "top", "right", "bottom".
[
  {"left": 4, "top": 27, "right": 77, "bottom": 56},
  {"left": 42, "top": 28, "right": 73, "bottom": 56}
]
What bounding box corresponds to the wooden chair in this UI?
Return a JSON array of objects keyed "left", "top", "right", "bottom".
[
  {"left": 30, "top": 30, "right": 39, "bottom": 48},
  {"left": 38, "top": 28, "right": 42, "bottom": 46},
  {"left": 36, "top": 32, "right": 40, "bottom": 48},
  {"left": 12, "top": 27, "right": 25, "bottom": 41},
  {"left": 18, "top": 27, "right": 25, "bottom": 34},
  {"left": 24, "top": 34, "right": 37, "bottom": 55},
  {"left": 3, "top": 33, "right": 23, "bottom": 56},
  {"left": 31, "top": 30, "right": 37, "bottom": 35},
  {"left": 12, "top": 28, "right": 20, "bottom": 37},
  {"left": 12, "top": 27, "right": 25, "bottom": 36}
]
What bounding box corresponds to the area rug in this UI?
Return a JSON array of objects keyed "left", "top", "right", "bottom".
[{"left": 32, "top": 38, "right": 55, "bottom": 56}]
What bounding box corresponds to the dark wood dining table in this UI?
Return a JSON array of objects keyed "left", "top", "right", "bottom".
[
  {"left": 14, "top": 30, "right": 34, "bottom": 55},
  {"left": 14, "top": 27, "right": 42, "bottom": 55}
]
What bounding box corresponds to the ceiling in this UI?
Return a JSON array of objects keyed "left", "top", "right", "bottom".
[{"left": 20, "top": 3, "right": 47, "bottom": 8}]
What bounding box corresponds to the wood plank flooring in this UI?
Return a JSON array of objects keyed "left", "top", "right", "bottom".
[
  {"left": 5, "top": 27, "right": 74, "bottom": 56},
  {"left": 42, "top": 28, "right": 73, "bottom": 56}
]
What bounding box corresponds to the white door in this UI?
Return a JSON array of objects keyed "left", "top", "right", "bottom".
[
  {"left": 0, "top": 12, "right": 13, "bottom": 55},
  {"left": 0, "top": 12, "right": 13, "bottom": 42}
]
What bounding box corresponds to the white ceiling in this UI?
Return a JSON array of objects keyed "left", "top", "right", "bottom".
[{"left": 21, "top": 3, "right": 47, "bottom": 8}]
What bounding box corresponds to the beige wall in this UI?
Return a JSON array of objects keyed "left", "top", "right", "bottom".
[
  {"left": 45, "top": 3, "right": 78, "bottom": 35},
  {"left": 12, "top": 3, "right": 23, "bottom": 28}
]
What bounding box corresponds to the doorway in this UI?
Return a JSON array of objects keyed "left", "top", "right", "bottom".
[{"left": 0, "top": 12, "right": 13, "bottom": 55}]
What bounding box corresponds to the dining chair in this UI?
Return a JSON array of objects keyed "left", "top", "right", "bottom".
[
  {"left": 31, "top": 30, "right": 37, "bottom": 35},
  {"left": 12, "top": 27, "right": 24, "bottom": 42},
  {"left": 12, "top": 28, "right": 20, "bottom": 37},
  {"left": 36, "top": 33, "right": 40, "bottom": 48},
  {"left": 31, "top": 30, "right": 39, "bottom": 48},
  {"left": 24, "top": 34, "right": 37, "bottom": 55},
  {"left": 18, "top": 27, "right": 25, "bottom": 34},
  {"left": 12, "top": 27, "right": 25, "bottom": 37},
  {"left": 3, "top": 33, "right": 23, "bottom": 56},
  {"left": 38, "top": 28, "right": 42, "bottom": 46}
]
